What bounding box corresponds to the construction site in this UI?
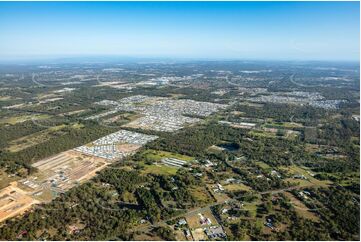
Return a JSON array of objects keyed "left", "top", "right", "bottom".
[
  {"left": 0, "top": 184, "right": 39, "bottom": 223},
  {"left": 0, "top": 129, "right": 158, "bottom": 223},
  {"left": 20, "top": 150, "right": 109, "bottom": 201}
]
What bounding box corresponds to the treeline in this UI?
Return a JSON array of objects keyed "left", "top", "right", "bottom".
[{"left": 0, "top": 121, "right": 118, "bottom": 166}]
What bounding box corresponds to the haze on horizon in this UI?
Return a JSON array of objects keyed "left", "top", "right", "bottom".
[{"left": 0, "top": 1, "right": 359, "bottom": 61}]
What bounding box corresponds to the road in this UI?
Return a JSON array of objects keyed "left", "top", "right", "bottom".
[
  {"left": 289, "top": 73, "right": 318, "bottom": 88},
  {"left": 130, "top": 182, "right": 322, "bottom": 234},
  {"left": 32, "top": 73, "right": 45, "bottom": 87},
  {"left": 130, "top": 185, "right": 305, "bottom": 233},
  {"left": 131, "top": 157, "right": 328, "bottom": 234}
]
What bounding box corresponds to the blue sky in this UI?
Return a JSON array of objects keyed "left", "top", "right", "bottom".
[{"left": 0, "top": 1, "right": 359, "bottom": 61}]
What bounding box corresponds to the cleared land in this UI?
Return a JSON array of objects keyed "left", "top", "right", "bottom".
[
  {"left": 142, "top": 149, "right": 194, "bottom": 162},
  {"left": 141, "top": 164, "right": 178, "bottom": 176},
  {"left": 0, "top": 183, "right": 39, "bottom": 223},
  {"left": 24, "top": 150, "right": 109, "bottom": 201},
  {"left": 6, "top": 124, "right": 67, "bottom": 152},
  {"left": 282, "top": 165, "right": 331, "bottom": 187},
  {"left": 284, "top": 192, "right": 319, "bottom": 222},
  {"left": 0, "top": 129, "right": 158, "bottom": 222},
  {"left": 0, "top": 114, "right": 50, "bottom": 125},
  {"left": 186, "top": 208, "right": 218, "bottom": 229}
]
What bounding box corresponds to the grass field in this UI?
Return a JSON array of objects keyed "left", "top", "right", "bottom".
[
  {"left": 223, "top": 183, "right": 251, "bottom": 192},
  {"left": 0, "top": 96, "right": 12, "bottom": 101},
  {"left": 189, "top": 186, "right": 214, "bottom": 205},
  {"left": 141, "top": 164, "right": 178, "bottom": 176},
  {"left": 284, "top": 192, "right": 319, "bottom": 222},
  {"left": 255, "top": 161, "right": 271, "bottom": 170},
  {"left": 0, "top": 170, "right": 19, "bottom": 189},
  {"left": 32, "top": 188, "right": 56, "bottom": 202},
  {"left": 120, "top": 191, "right": 137, "bottom": 203},
  {"left": 305, "top": 143, "right": 321, "bottom": 153},
  {"left": 282, "top": 165, "right": 331, "bottom": 187},
  {"left": 243, "top": 202, "right": 259, "bottom": 217},
  {"left": 263, "top": 121, "right": 303, "bottom": 129},
  {"left": 142, "top": 149, "right": 194, "bottom": 162},
  {"left": 249, "top": 130, "right": 276, "bottom": 138}
]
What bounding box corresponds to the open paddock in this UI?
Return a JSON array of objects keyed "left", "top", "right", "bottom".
[
  {"left": 142, "top": 149, "right": 194, "bottom": 162},
  {"left": 284, "top": 192, "right": 319, "bottom": 222},
  {"left": 141, "top": 164, "right": 178, "bottom": 176},
  {"left": 223, "top": 183, "right": 251, "bottom": 192}
]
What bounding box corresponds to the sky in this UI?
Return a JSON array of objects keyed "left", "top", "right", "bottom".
[{"left": 0, "top": 1, "right": 359, "bottom": 61}]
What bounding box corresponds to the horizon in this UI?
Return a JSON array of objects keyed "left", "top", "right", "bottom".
[
  {"left": 0, "top": 1, "right": 360, "bottom": 61},
  {"left": 0, "top": 55, "right": 360, "bottom": 65}
]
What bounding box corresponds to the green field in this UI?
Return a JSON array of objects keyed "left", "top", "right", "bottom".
[
  {"left": 249, "top": 130, "right": 276, "bottom": 138},
  {"left": 255, "top": 161, "right": 271, "bottom": 170},
  {"left": 223, "top": 183, "right": 251, "bottom": 192},
  {"left": 141, "top": 164, "right": 178, "bottom": 176},
  {"left": 142, "top": 149, "right": 194, "bottom": 162},
  {"left": 282, "top": 165, "right": 331, "bottom": 187}
]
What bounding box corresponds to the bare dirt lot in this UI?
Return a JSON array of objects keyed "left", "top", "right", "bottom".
[
  {"left": 0, "top": 183, "right": 39, "bottom": 223},
  {"left": 117, "top": 143, "right": 141, "bottom": 153}
]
